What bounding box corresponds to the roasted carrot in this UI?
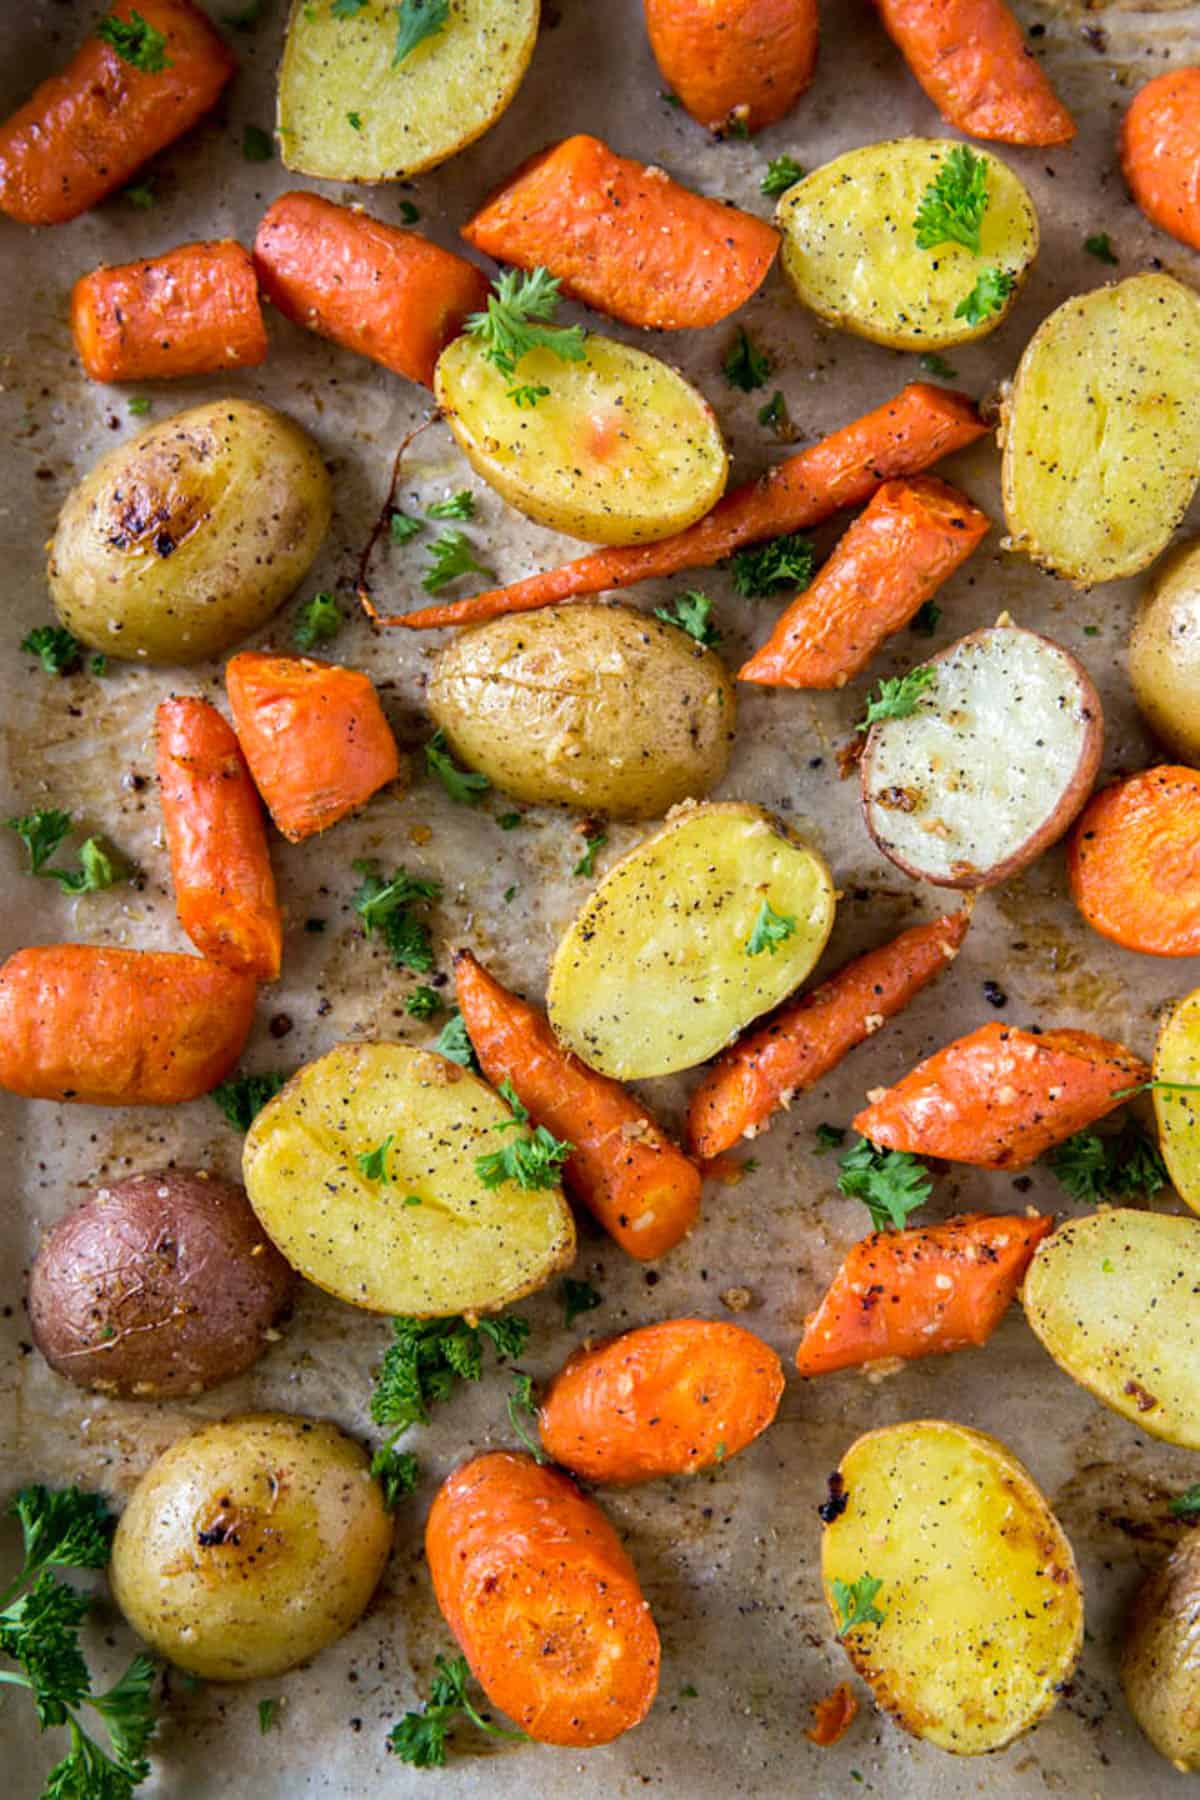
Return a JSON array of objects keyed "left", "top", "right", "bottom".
[
  {"left": 254, "top": 192, "right": 490, "bottom": 389},
  {"left": 71, "top": 240, "right": 267, "bottom": 384},
  {"left": 687, "top": 911, "right": 970, "bottom": 1160},
  {"left": 805, "top": 1683, "right": 860, "bottom": 1747},
  {"left": 0, "top": 945, "right": 256, "bottom": 1105},
  {"left": 1121, "top": 69, "right": 1200, "bottom": 254},
  {"left": 385, "top": 383, "right": 987, "bottom": 630},
  {"left": 738, "top": 478, "right": 989, "bottom": 688},
  {"left": 225, "top": 651, "right": 403, "bottom": 844},
  {"left": 1068, "top": 766, "right": 1200, "bottom": 958},
  {"left": 461, "top": 133, "right": 779, "bottom": 331},
  {"left": 538, "top": 1319, "right": 784, "bottom": 1484},
  {"left": 795, "top": 1213, "right": 1053, "bottom": 1376},
  {"left": 156, "top": 696, "right": 282, "bottom": 981},
  {"left": 426, "top": 1452, "right": 660, "bottom": 1747},
  {"left": 874, "top": 0, "right": 1075, "bottom": 146},
  {"left": 643, "top": 0, "right": 818, "bottom": 136},
  {"left": 0, "top": 0, "right": 235, "bottom": 227},
  {"left": 854, "top": 1022, "right": 1150, "bottom": 1170},
  {"left": 455, "top": 950, "right": 700, "bottom": 1260}
]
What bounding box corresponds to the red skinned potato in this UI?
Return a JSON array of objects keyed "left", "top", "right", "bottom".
[
  {"left": 1120, "top": 68, "right": 1200, "bottom": 254},
  {"left": 643, "top": 0, "right": 818, "bottom": 136}
]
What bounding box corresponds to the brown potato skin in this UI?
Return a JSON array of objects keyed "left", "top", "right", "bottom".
[
  {"left": 1129, "top": 540, "right": 1200, "bottom": 767},
  {"left": 1121, "top": 1528, "right": 1200, "bottom": 1770},
  {"left": 29, "top": 1170, "right": 294, "bottom": 1399}
]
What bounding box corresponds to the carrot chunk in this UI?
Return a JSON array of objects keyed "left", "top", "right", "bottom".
[
  {"left": 1068, "top": 766, "right": 1200, "bottom": 957},
  {"left": 805, "top": 1682, "right": 860, "bottom": 1746},
  {"left": 874, "top": 0, "right": 1076, "bottom": 146},
  {"left": 643, "top": 0, "right": 818, "bottom": 136},
  {"left": 71, "top": 241, "right": 267, "bottom": 384},
  {"left": 1121, "top": 69, "right": 1200, "bottom": 253}
]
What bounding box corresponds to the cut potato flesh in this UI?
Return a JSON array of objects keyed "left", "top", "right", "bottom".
[
  {"left": 242, "top": 1042, "right": 574, "bottom": 1317},
  {"left": 822, "top": 1421, "right": 1082, "bottom": 1755},
  {"left": 1154, "top": 987, "right": 1200, "bottom": 1217},
  {"left": 547, "top": 802, "right": 835, "bottom": 1079}
]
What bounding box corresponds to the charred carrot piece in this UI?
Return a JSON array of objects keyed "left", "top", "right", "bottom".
[
  {"left": 454, "top": 950, "right": 700, "bottom": 1260},
  {"left": 874, "top": 0, "right": 1076, "bottom": 146},
  {"left": 461, "top": 133, "right": 779, "bottom": 331},
  {"left": 738, "top": 477, "right": 989, "bottom": 688},
  {"left": 1121, "top": 69, "right": 1200, "bottom": 254},
  {"left": 805, "top": 1683, "right": 860, "bottom": 1746},
  {"left": 0, "top": 945, "right": 256, "bottom": 1105},
  {"left": 854, "top": 1021, "right": 1150, "bottom": 1169},
  {"left": 687, "top": 911, "right": 970, "bottom": 1160},
  {"left": 795, "top": 1212, "right": 1053, "bottom": 1375},
  {"left": 643, "top": 0, "right": 818, "bottom": 136},
  {"left": 1068, "top": 766, "right": 1200, "bottom": 957},
  {"left": 71, "top": 240, "right": 267, "bottom": 384},
  {"left": 0, "top": 0, "right": 235, "bottom": 227},
  {"left": 225, "top": 651, "right": 403, "bottom": 845}
]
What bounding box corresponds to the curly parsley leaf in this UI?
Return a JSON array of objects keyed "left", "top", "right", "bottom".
[
  {"left": 421, "top": 528, "right": 494, "bottom": 595},
  {"left": 8, "top": 1487, "right": 114, "bottom": 1583},
  {"left": 955, "top": 266, "right": 1014, "bottom": 326},
  {"left": 761, "top": 154, "right": 804, "bottom": 197},
  {"left": 89, "top": 1655, "right": 157, "bottom": 1781},
  {"left": 332, "top": 0, "right": 367, "bottom": 14},
  {"left": 7, "top": 809, "right": 72, "bottom": 875},
  {"left": 357, "top": 1135, "right": 395, "bottom": 1184},
  {"left": 757, "top": 389, "right": 791, "bottom": 434},
  {"left": 814, "top": 1123, "right": 846, "bottom": 1155},
  {"left": 918, "top": 352, "right": 958, "bottom": 381},
  {"left": 242, "top": 124, "right": 273, "bottom": 162},
  {"left": 425, "top": 729, "right": 490, "bottom": 804},
  {"left": 389, "top": 1654, "right": 526, "bottom": 1767},
  {"left": 465, "top": 267, "right": 587, "bottom": 390},
  {"left": 21, "top": 626, "right": 84, "bottom": 677},
  {"left": 856, "top": 665, "right": 936, "bottom": 732},
  {"left": 371, "top": 1315, "right": 530, "bottom": 1439},
  {"left": 1168, "top": 1484, "right": 1200, "bottom": 1521},
  {"left": 97, "top": 9, "right": 170, "bottom": 73},
  {"left": 426, "top": 491, "right": 474, "bottom": 520},
  {"left": 563, "top": 1277, "right": 602, "bottom": 1328},
  {"left": 123, "top": 181, "right": 156, "bottom": 209},
  {"left": 475, "top": 1097, "right": 572, "bottom": 1190},
  {"left": 211, "top": 1070, "right": 289, "bottom": 1132},
  {"left": 831, "top": 1574, "right": 886, "bottom": 1635},
  {"left": 389, "top": 509, "right": 422, "bottom": 545},
  {"left": 745, "top": 900, "right": 797, "bottom": 958},
  {"left": 573, "top": 830, "right": 607, "bottom": 879},
  {"left": 257, "top": 1697, "right": 281, "bottom": 1735},
  {"left": 914, "top": 145, "right": 989, "bottom": 254},
  {"left": 6, "top": 813, "right": 126, "bottom": 894},
  {"left": 1084, "top": 232, "right": 1118, "bottom": 266},
  {"left": 837, "top": 1137, "right": 932, "bottom": 1231},
  {"left": 654, "top": 589, "right": 721, "bottom": 647},
  {"left": 393, "top": 0, "right": 450, "bottom": 66},
  {"left": 910, "top": 600, "right": 942, "bottom": 637},
  {"left": 405, "top": 984, "right": 442, "bottom": 1020},
  {"left": 433, "top": 1009, "right": 478, "bottom": 1069},
  {"left": 506, "top": 1372, "right": 545, "bottom": 1461},
  {"left": 370, "top": 1446, "right": 421, "bottom": 1510},
  {"left": 293, "top": 591, "right": 341, "bottom": 651},
  {"left": 1046, "top": 1121, "right": 1167, "bottom": 1203},
  {"left": 352, "top": 859, "right": 441, "bottom": 972},
  {"left": 729, "top": 532, "right": 815, "bottom": 598},
  {"left": 722, "top": 326, "right": 770, "bottom": 392}
]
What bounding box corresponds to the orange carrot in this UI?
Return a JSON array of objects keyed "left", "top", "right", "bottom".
[
  {"left": 383, "top": 383, "right": 988, "bottom": 630},
  {"left": 795, "top": 1212, "right": 1053, "bottom": 1375},
  {"left": 253, "top": 192, "right": 489, "bottom": 389},
  {"left": 1068, "top": 766, "right": 1200, "bottom": 957},
  {"left": 805, "top": 1683, "right": 860, "bottom": 1746},
  {"left": 426, "top": 1451, "right": 660, "bottom": 1747},
  {"left": 643, "top": 0, "right": 818, "bottom": 136},
  {"left": 687, "top": 910, "right": 970, "bottom": 1160},
  {"left": 454, "top": 950, "right": 700, "bottom": 1260},
  {"left": 738, "top": 477, "right": 989, "bottom": 688},
  {"left": 874, "top": 0, "right": 1075, "bottom": 146},
  {"left": 0, "top": 1, "right": 235, "bottom": 227},
  {"left": 461, "top": 133, "right": 779, "bottom": 331},
  {"left": 71, "top": 240, "right": 267, "bottom": 384},
  {"left": 854, "top": 1022, "right": 1150, "bottom": 1170},
  {"left": 1121, "top": 69, "right": 1200, "bottom": 256},
  {"left": 156, "top": 696, "right": 282, "bottom": 981},
  {"left": 225, "top": 651, "right": 403, "bottom": 845},
  {"left": 538, "top": 1318, "right": 784, "bottom": 1484},
  {"left": 0, "top": 945, "right": 256, "bottom": 1105}
]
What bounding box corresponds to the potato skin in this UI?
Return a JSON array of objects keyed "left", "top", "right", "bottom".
[
  {"left": 110, "top": 1413, "right": 393, "bottom": 1681},
  {"left": 428, "top": 604, "right": 737, "bottom": 818},
  {"left": 47, "top": 399, "right": 332, "bottom": 664},
  {"left": 1121, "top": 1528, "right": 1200, "bottom": 1771},
  {"left": 1129, "top": 540, "right": 1200, "bottom": 765},
  {"left": 29, "top": 1170, "right": 295, "bottom": 1399}
]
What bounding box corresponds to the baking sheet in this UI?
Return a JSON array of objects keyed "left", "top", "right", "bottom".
[{"left": 3, "top": 1, "right": 1200, "bottom": 1794}]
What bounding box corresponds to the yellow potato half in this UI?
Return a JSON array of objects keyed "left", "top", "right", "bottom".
[{"left": 1154, "top": 985, "right": 1200, "bottom": 1215}]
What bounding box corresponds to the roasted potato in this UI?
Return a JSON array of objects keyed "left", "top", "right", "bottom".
[
  {"left": 28, "top": 1169, "right": 294, "bottom": 1399},
  {"left": 434, "top": 333, "right": 728, "bottom": 545},
  {"left": 1154, "top": 986, "right": 1200, "bottom": 1216},
  {"left": 821, "top": 1420, "right": 1082, "bottom": 1755},
  {"left": 1001, "top": 273, "right": 1200, "bottom": 585},
  {"left": 777, "top": 139, "right": 1037, "bottom": 350},
  {"left": 1121, "top": 1528, "right": 1200, "bottom": 1772},
  {"left": 1023, "top": 1209, "right": 1200, "bottom": 1449},
  {"left": 861, "top": 624, "right": 1102, "bottom": 888},
  {"left": 278, "top": 0, "right": 538, "bottom": 182},
  {"left": 1129, "top": 539, "right": 1200, "bottom": 764},
  {"left": 547, "top": 801, "right": 835, "bottom": 1079},
  {"left": 427, "top": 603, "right": 737, "bottom": 818},
  {"left": 110, "top": 1413, "right": 393, "bottom": 1681},
  {"left": 48, "top": 399, "right": 332, "bottom": 664},
  {"left": 243, "top": 1042, "right": 575, "bottom": 1317}
]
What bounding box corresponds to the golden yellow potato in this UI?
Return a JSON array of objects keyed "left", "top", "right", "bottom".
[
  {"left": 1121, "top": 1528, "right": 1200, "bottom": 1772},
  {"left": 1129, "top": 540, "right": 1200, "bottom": 764},
  {"left": 1154, "top": 986, "right": 1200, "bottom": 1215}
]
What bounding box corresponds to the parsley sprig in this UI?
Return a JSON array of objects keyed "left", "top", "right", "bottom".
[
  {"left": 745, "top": 900, "right": 797, "bottom": 957},
  {"left": 831, "top": 1574, "right": 886, "bottom": 1635},
  {"left": 21, "top": 626, "right": 86, "bottom": 677},
  {"left": 465, "top": 267, "right": 587, "bottom": 405},
  {"left": 955, "top": 267, "right": 1013, "bottom": 326},
  {"left": 421, "top": 529, "right": 494, "bottom": 595},
  {"left": 352, "top": 860, "right": 441, "bottom": 972},
  {"left": 573, "top": 830, "right": 607, "bottom": 878},
  {"left": 654, "top": 590, "right": 721, "bottom": 646},
  {"left": 914, "top": 146, "right": 990, "bottom": 255},
  {"left": 730, "top": 533, "right": 815, "bottom": 597},
  {"left": 506, "top": 1372, "right": 546, "bottom": 1461},
  {"left": 563, "top": 1277, "right": 602, "bottom": 1327},
  {"left": 293, "top": 591, "right": 341, "bottom": 652},
  {"left": 388, "top": 1654, "right": 526, "bottom": 1767},
  {"left": 7, "top": 811, "right": 126, "bottom": 895},
  {"left": 837, "top": 1137, "right": 932, "bottom": 1231},
  {"left": 723, "top": 327, "right": 770, "bottom": 392},
  {"left": 211, "top": 1070, "right": 289, "bottom": 1132},
  {"left": 393, "top": 0, "right": 450, "bottom": 67},
  {"left": 434, "top": 1009, "right": 477, "bottom": 1069},
  {"left": 1168, "top": 1485, "right": 1200, "bottom": 1521},
  {"left": 761, "top": 155, "right": 804, "bottom": 197},
  {"left": 857, "top": 665, "right": 936, "bottom": 732},
  {"left": 425, "top": 729, "right": 490, "bottom": 804},
  {"left": 1046, "top": 1121, "right": 1166, "bottom": 1202},
  {"left": 96, "top": 9, "right": 170, "bottom": 73},
  {"left": 475, "top": 1081, "right": 571, "bottom": 1190}
]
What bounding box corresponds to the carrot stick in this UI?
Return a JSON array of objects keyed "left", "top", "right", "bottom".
[
  {"left": 738, "top": 477, "right": 989, "bottom": 688},
  {"left": 643, "top": 0, "right": 819, "bottom": 136},
  {"left": 538, "top": 1318, "right": 784, "bottom": 1483},
  {"left": 426, "top": 1451, "right": 660, "bottom": 1747},
  {"left": 874, "top": 0, "right": 1076, "bottom": 146},
  {"left": 71, "top": 240, "right": 267, "bottom": 384},
  {"left": 687, "top": 910, "right": 970, "bottom": 1160},
  {"left": 461, "top": 133, "right": 779, "bottom": 331},
  {"left": 854, "top": 1022, "right": 1150, "bottom": 1170},
  {"left": 805, "top": 1683, "right": 859, "bottom": 1747},
  {"left": 1121, "top": 69, "right": 1200, "bottom": 254},
  {"left": 1068, "top": 766, "right": 1200, "bottom": 957},
  {"left": 254, "top": 191, "right": 490, "bottom": 389},
  {"left": 795, "top": 1212, "right": 1053, "bottom": 1375},
  {"left": 0, "top": 945, "right": 256, "bottom": 1105},
  {"left": 156, "top": 696, "right": 283, "bottom": 981},
  {"left": 225, "top": 651, "right": 403, "bottom": 845},
  {"left": 383, "top": 383, "right": 988, "bottom": 629},
  {"left": 454, "top": 950, "right": 700, "bottom": 1260},
  {"left": 0, "top": 0, "right": 235, "bottom": 227}
]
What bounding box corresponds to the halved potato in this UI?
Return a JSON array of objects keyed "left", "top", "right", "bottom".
[
  {"left": 861, "top": 624, "right": 1102, "bottom": 889},
  {"left": 1154, "top": 987, "right": 1200, "bottom": 1216},
  {"left": 777, "top": 139, "right": 1037, "bottom": 350},
  {"left": 243, "top": 1042, "right": 574, "bottom": 1317},
  {"left": 821, "top": 1420, "right": 1082, "bottom": 1755},
  {"left": 1129, "top": 540, "right": 1200, "bottom": 765},
  {"left": 1001, "top": 273, "right": 1200, "bottom": 584},
  {"left": 546, "top": 801, "right": 835, "bottom": 1079},
  {"left": 434, "top": 334, "right": 728, "bottom": 545},
  {"left": 1121, "top": 1528, "right": 1200, "bottom": 1772},
  {"left": 278, "top": 0, "right": 539, "bottom": 181},
  {"left": 1023, "top": 1210, "right": 1200, "bottom": 1449}
]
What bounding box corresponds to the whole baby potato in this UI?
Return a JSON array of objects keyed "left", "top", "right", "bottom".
[
  {"left": 1121, "top": 1528, "right": 1200, "bottom": 1770},
  {"left": 28, "top": 1169, "right": 295, "bottom": 1399},
  {"left": 110, "top": 1413, "right": 393, "bottom": 1680},
  {"left": 47, "top": 399, "right": 332, "bottom": 663},
  {"left": 1129, "top": 540, "right": 1200, "bottom": 764},
  {"left": 427, "top": 603, "right": 737, "bottom": 818}
]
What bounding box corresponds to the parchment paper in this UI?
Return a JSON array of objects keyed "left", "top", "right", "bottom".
[{"left": 3, "top": 2, "right": 1200, "bottom": 1794}]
